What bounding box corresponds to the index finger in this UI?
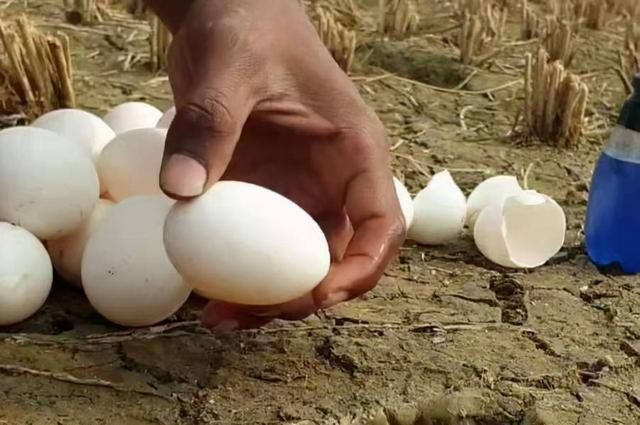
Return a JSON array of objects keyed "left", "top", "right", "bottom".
[{"left": 312, "top": 138, "right": 406, "bottom": 309}]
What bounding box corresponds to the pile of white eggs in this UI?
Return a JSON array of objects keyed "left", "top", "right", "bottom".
[
  {"left": 0, "top": 102, "right": 330, "bottom": 327},
  {"left": 0, "top": 100, "right": 566, "bottom": 328},
  {"left": 398, "top": 171, "right": 567, "bottom": 268}
]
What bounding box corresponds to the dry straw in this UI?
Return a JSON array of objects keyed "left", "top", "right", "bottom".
[
  {"left": 618, "top": 19, "right": 640, "bottom": 93},
  {"left": 522, "top": 48, "right": 588, "bottom": 148},
  {"left": 149, "top": 16, "right": 171, "bottom": 72},
  {"left": 541, "top": 17, "right": 573, "bottom": 64},
  {"left": 457, "top": 0, "right": 507, "bottom": 65},
  {"left": 311, "top": 4, "right": 357, "bottom": 72},
  {"left": 378, "top": 0, "right": 420, "bottom": 37},
  {"left": 0, "top": 17, "right": 75, "bottom": 117}
]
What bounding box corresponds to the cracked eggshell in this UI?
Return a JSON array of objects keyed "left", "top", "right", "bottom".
[
  {"left": 408, "top": 171, "right": 467, "bottom": 246},
  {"left": 82, "top": 196, "right": 191, "bottom": 327},
  {"left": 466, "top": 175, "right": 523, "bottom": 229},
  {"left": 156, "top": 106, "right": 176, "bottom": 128},
  {"left": 31, "top": 109, "right": 115, "bottom": 163},
  {"left": 393, "top": 177, "right": 414, "bottom": 229},
  {"left": 0, "top": 127, "right": 100, "bottom": 240},
  {"left": 473, "top": 190, "right": 566, "bottom": 268},
  {"left": 47, "top": 199, "right": 115, "bottom": 288},
  {"left": 103, "top": 102, "right": 163, "bottom": 134},
  {"left": 164, "top": 181, "right": 331, "bottom": 306},
  {"left": 97, "top": 128, "right": 167, "bottom": 202},
  {"left": 0, "top": 223, "right": 53, "bottom": 326}
]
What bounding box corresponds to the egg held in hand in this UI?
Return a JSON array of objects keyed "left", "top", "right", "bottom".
[
  {"left": 164, "top": 181, "right": 331, "bottom": 306},
  {"left": 0, "top": 127, "right": 100, "bottom": 240},
  {"left": 0, "top": 223, "right": 53, "bottom": 326},
  {"left": 82, "top": 196, "right": 191, "bottom": 327}
]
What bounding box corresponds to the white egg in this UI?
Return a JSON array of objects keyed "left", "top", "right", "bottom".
[
  {"left": 47, "top": 199, "right": 115, "bottom": 288},
  {"left": 97, "top": 128, "right": 167, "bottom": 202},
  {"left": 393, "top": 177, "right": 414, "bottom": 229},
  {"left": 408, "top": 170, "right": 467, "bottom": 246},
  {"left": 0, "top": 127, "right": 100, "bottom": 240},
  {"left": 466, "top": 175, "right": 523, "bottom": 230},
  {"left": 0, "top": 223, "right": 53, "bottom": 326},
  {"left": 82, "top": 196, "right": 191, "bottom": 327},
  {"left": 31, "top": 109, "right": 115, "bottom": 163},
  {"left": 156, "top": 106, "right": 176, "bottom": 129},
  {"left": 103, "top": 101, "right": 163, "bottom": 134},
  {"left": 164, "top": 181, "right": 331, "bottom": 306},
  {"left": 474, "top": 190, "right": 566, "bottom": 268}
]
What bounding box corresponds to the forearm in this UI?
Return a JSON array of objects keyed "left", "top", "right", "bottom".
[{"left": 145, "top": 0, "right": 194, "bottom": 33}]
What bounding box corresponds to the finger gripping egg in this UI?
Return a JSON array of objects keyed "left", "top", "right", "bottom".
[
  {"left": 82, "top": 196, "right": 191, "bottom": 327},
  {"left": 164, "top": 181, "right": 331, "bottom": 306},
  {"left": 0, "top": 127, "right": 100, "bottom": 240},
  {"left": 0, "top": 223, "right": 53, "bottom": 326},
  {"left": 393, "top": 177, "right": 414, "bottom": 229}
]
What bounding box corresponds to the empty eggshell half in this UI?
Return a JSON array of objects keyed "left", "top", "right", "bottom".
[
  {"left": 31, "top": 109, "right": 115, "bottom": 163},
  {"left": 103, "top": 101, "right": 163, "bottom": 134},
  {"left": 0, "top": 222, "right": 53, "bottom": 326},
  {"left": 473, "top": 190, "right": 566, "bottom": 268},
  {"left": 393, "top": 177, "right": 414, "bottom": 229},
  {"left": 0, "top": 127, "right": 100, "bottom": 240},
  {"left": 156, "top": 106, "right": 176, "bottom": 129},
  {"left": 408, "top": 170, "right": 467, "bottom": 246},
  {"left": 97, "top": 128, "right": 167, "bottom": 202},
  {"left": 82, "top": 196, "right": 191, "bottom": 327},
  {"left": 466, "top": 175, "right": 523, "bottom": 229},
  {"left": 47, "top": 199, "right": 115, "bottom": 288},
  {"left": 164, "top": 181, "right": 331, "bottom": 306}
]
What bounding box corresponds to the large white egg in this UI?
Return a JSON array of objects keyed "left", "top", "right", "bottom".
[
  {"left": 156, "top": 106, "right": 176, "bottom": 128},
  {"left": 409, "top": 170, "right": 467, "bottom": 246},
  {"left": 164, "top": 181, "right": 331, "bottom": 306},
  {"left": 0, "top": 222, "right": 53, "bottom": 326},
  {"left": 31, "top": 109, "right": 115, "bottom": 163},
  {"left": 97, "top": 128, "right": 167, "bottom": 202},
  {"left": 47, "top": 199, "right": 115, "bottom": 288},
  {"left": 82, "top": 196, "right": 191, "bottom": 327},
  {"left": 0, "top": 127, "right": 100, "bottom": 240},
  {"left": 103, "top": 101, "right": 162, "bottom": 134}
]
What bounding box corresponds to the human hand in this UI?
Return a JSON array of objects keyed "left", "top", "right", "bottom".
[{"left": 153, "top": 0, "right": 406, "bottom": 330}]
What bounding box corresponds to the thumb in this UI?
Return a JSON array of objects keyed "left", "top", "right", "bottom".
[{"left": 160, "top": 86, "right": 253, "bottom": 199}]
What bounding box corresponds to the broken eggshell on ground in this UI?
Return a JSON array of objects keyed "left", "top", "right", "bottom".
[
  {"left": 473, "top": 190, "right": 566, "bottom": 269},
  {"left": 408, "top": 170, "right": 467, "bottom": 246},
  {"left": 466, "top": 175, "right": 524, "bottom": 230}
]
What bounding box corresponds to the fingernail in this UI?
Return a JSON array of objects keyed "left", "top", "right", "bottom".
[
  {"left": 161, "top": 154, "right": 207, "bottom": 197},
  {"left": 210, "top": 319, "right": 239, "bottom": 333},
  {"left": 320, "top": 291, "right": 350, "bottom": 309}
]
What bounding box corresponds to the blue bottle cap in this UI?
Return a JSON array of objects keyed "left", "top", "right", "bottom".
[{"left": 618, "top": 73, "right": 640, "bottom": 132}]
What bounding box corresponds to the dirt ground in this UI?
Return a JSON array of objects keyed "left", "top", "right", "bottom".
[{"left": 1, "top": 1, "right": 639, "bottom": 424}]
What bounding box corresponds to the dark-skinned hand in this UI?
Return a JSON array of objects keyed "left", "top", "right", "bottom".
[{"left": 146, "top": 0, "right": 406, "bottom": 331}]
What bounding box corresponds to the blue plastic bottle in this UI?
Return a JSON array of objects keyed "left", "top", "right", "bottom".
[{"left": 585, "top": 74, "right": 640, "bottom": 273}]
